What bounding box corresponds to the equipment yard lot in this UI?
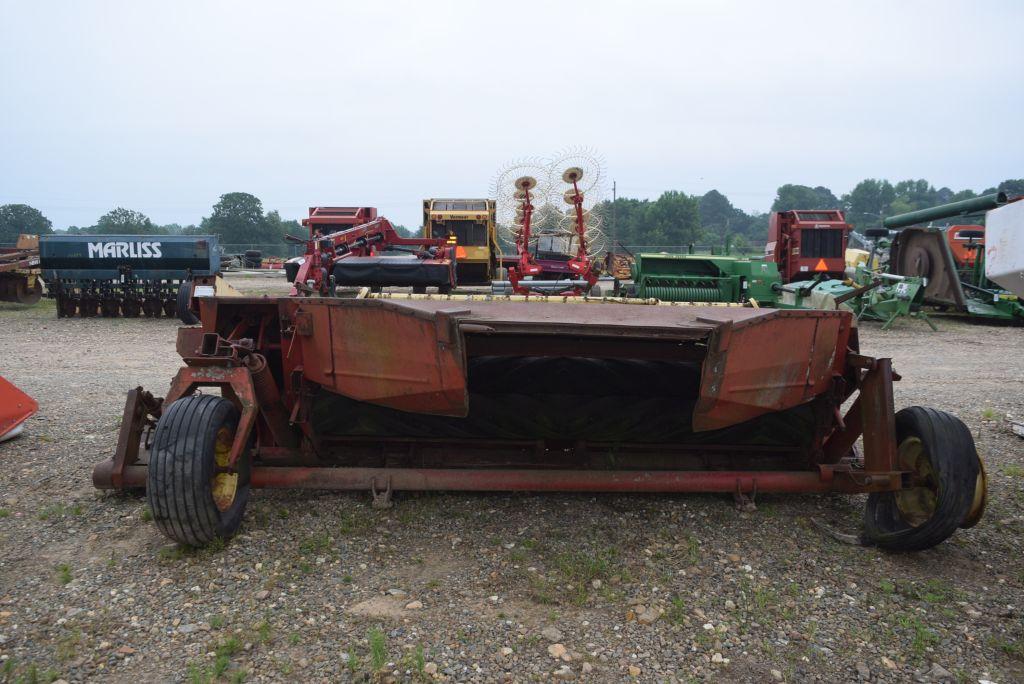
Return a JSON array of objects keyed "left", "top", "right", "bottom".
[{"left": 0, "top": 276, "right": 1022, "bottom": 683}]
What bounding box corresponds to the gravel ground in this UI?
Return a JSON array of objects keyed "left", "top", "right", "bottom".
[{"left": 1, "top": 277, "right": 1022, "bottom": 683}]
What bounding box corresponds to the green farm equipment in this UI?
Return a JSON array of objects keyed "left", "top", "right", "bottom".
[
  {"left": 883, "top": 192, "right": 1023, "bottom": 322},
  {"left": 623, "top": 251, "right": 932, "bottom": 328},
  {"left": 626, "top": 253, "right": 780, "bottom": 304},
  {"left": 777, "top": 271, "right": 934, "bottom": 330}
]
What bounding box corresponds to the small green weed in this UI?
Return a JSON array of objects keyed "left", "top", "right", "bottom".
[
  {"left": 299, "top": 532, "right": 331, "bottom": 555},
  {"left": 553, "top": 547, "right": 618, "bottom": 605},
  {"left": 369, "top": 628, "right": 388, "bottom": 671},
  {"left": 897, "top": 613, "right": 939, "bottom": 658},
  {"left": 346, "top": 646, "right": 360, "bottom": 673},
  {"left": 666, "top": 596, "right": 687, "bottom": 624},
  {"left": 255, "top": 619, "right": 273, "bottom": 643},
  {"left": 56, "top": 563, "right": 72, "bottom": 585},
  {"left": 1004, "top": 464, "right": 1024, "bottom": 478},
  {"left": 37, "top": 503, "right": 65, "bottom": 521}
]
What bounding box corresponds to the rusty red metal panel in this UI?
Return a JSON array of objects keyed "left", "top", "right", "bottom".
[
  {"left": 807, "top": 314, "right": 844, "bottom": 380},
  {"left": 247, "top": 467, "right": 836, "bottom": 493},
  {"left": 693, "top": 310, "right": 850, "bottom": 431},
  {"left": 93, "top": 387, "right": 160, "bottom": 489},
  {"left": 110, "top": 463, "right": 904, "bottom": 494},
  {"left": 859, "top": 358, "right": 898, "bottom": 474},
  {"left": 108, "top": 465, "right": 840, "bottom": 493},
  {"left": 292, "top": 300, "right": 468, "bottom": 416}
]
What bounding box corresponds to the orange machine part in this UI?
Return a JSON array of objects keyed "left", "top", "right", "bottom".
[
  {"left": 946, "top": 225, "right": 984, "bottom": 268},
  {"left": 0, "top": 376, "right": 38, "bottom": 440}
]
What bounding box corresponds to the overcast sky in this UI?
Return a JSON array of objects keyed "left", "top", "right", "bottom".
[{"left": 1, "top": 0, "right": 1021, "bottom": 230}]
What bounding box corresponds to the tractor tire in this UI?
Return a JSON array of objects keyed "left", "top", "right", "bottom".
[
  {"left": 147, "top": 395, "right": 251, "bottom": 546},
  {"left": 16, "top": 279, "right": 42, "bottom": 305},
  {"left": 863, "top": 406, "right": 980, "bottom": 551},
  {"left": 177, "top": 280, "right": 199, "bottom": 324}
]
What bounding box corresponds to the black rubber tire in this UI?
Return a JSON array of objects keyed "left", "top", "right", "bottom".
[
  {"left": 56, "top": 295, "right": 75, "bottom": 318},
  {"left": 16, "top": 279, "right": 42, "bottom": 305},
  {"left": 284, "top": 260, "right": 301, "bottom": 283},
  {"left": 100, "top": 299, "right": 120, "bottom": 317},
  {"left": 863, "top": 406, "right": 980, "bottom": 552},
  {"left": 122, "top": 299, "right": 141, "bottom": 317},
  {"left": 177, "top": 280, "right": 199, "bottom": 324},
  {"left": 147, "top": 395, "right": 251, "bottom": 546},
  {"left": 143, "top": 298, "right": 162, "bottom": 318},
  {"left": 412, "top": 285, "right": 427, "bottom": 295},
  {"left": 80, "top": 297, "right": 99, "bottom": 317}
]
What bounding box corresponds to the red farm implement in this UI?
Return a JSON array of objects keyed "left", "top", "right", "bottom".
[
  {"left": 506, "top": 168, "right": 600, "bottom": 296},
  {"left": 766, "top": 210, "right": 851, "bottom": 283},
  {"left": 0, "top": 375, "right": 38, "bottom": 442},
  {"left": 95, "top": 287, "right": 986, "bottom": 551},
  {"left": 283, "top": 208, "right": 456, "bottom": 295}
]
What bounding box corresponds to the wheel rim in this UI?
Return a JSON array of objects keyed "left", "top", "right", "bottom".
[
  {"left": 894, "top": 436, "right": 938, "bottom": 527},
  {"left": 211, "top": 425, "right": 239, "bottom": 512},
  {"left": 961, "top": 456, "right": 987, "bottom": 529}
]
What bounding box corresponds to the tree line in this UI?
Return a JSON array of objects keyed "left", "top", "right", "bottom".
[
  {"left": 599, "top": 177, "right": 1024, "bottom": 253},
  {"left": 3, "top": 180, "right": 1021, "bottom": 251}
]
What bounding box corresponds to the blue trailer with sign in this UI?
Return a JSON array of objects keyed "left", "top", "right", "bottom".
[{"left": 39, "top": 234, "right": 220, "bottom": 318}]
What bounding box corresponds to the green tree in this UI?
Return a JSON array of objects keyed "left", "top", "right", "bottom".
[
  {"left": 771, "top": 184, "right": 839, "bottom": 212},
  {"left": 0, "top": 204, "right": 53, "bottom": 243},
  {"left": 949, "top": 188, "right": 978, "bottom": 203},
  {"left": 94, "top": 207, "right": 159, "bottom": 235},
  {"left": 642, "top": 191, "right": 702, "bottom": 245},
  {"left": 730, "top": 234, "right": 751, "bottom": 255},
  {"left": 201, "top": 192, "right": 275, "bottom": 245},
  {"left": 983, "top": 178, "right": 1024, "bottom": 196},
  {"left": 892, "top": 179, "right": 938, "bottom": 212},
  {"left": 156, "top": 223, "right": 190, "bottom": 235},
  {"left": 698, "top": 190, "right": 735, "bottom": 233},
  {"left": 280, "top": 218, "right": 302, "bottom": 238},
  {"left": 698, "top": 190, "right": 766, "bottom": 244},
  {"left": 841, "top": 179, "right": 896, "bottom": 229},
  {"left": 598, "top": 197, "right": 652, "bottom": 246}
]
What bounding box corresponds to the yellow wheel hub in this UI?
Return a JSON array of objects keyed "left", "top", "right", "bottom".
[
  {"left": 211, "top": 425, "right": 239, "bottom": 512},
  {"left": 961, "top": 456, "right": 987, "bottom": 529},
  {"left": 894, "top": 436, "right": 938, "bottom": 527}
]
